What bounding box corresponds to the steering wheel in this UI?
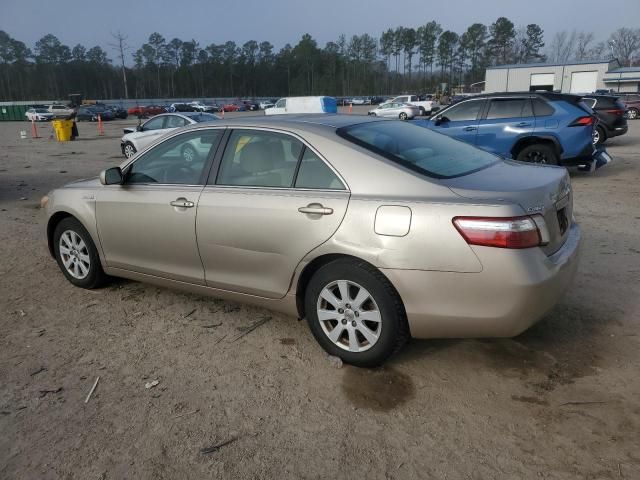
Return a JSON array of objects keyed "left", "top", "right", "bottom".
[{"left": 163, "top": 164, "right": 194, "bottom": 184}]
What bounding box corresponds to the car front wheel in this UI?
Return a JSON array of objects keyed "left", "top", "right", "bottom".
[
  {"left": 399, "top": 112, "right": 408, "bottom": 120},
  {"left": 123, "top": 142, "right": 137, "bottom": 159},
  {"left": 53, "top": 217, "right": 107, "bottom": 289},
  {"left": 304, "top": 259, "right": 409, "bottom": 367}
]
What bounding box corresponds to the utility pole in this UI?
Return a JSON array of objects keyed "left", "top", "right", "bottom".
[{"left": 110, "top": 31, "right": 129, "bottom": 99}]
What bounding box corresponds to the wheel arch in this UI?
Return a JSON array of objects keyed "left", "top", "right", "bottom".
[
  {"left": 511, "top": 135, "right": 563, "bottom": 159},
  {"left": 47, "top": 211, "right": 99, "bottom": 260},
  {"left": 294, "top": 253, "right": 402, "bottom": 320}
]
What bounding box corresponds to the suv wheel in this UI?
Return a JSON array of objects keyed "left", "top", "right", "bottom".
[
  {"left": 516, "top": 144, "right": 559, "bottom": 165},
  {"left": 304, "top": 259, "right": 409, "bottom": 367},
  {"left": 627, "top": 108, "right": 638, "bottom": 120},
  {"left": 593, "top": 126, "right": 606, "bottom": 145}
]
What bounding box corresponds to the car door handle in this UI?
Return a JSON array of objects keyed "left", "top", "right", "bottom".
[
  {"left": 516, "top": 122, "right": 532, "bottom": 127},
  {"left": 170, "top": 198, "right": 194, "bottom": 208},
  {"left": 298, "top": 204, "right": 333, "bottom": 215},
  {"left": 463, "top": 126, "right": 477, "bottom": 131}
]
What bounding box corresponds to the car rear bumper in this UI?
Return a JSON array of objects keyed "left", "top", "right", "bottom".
[
  {"left": 608, "top": 124, "right": 628, "bottom": 138},
  {"left": 382, "top": 222, "right": 581, "bottom": 339}
]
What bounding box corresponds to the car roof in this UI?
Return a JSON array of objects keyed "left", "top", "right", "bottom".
[
  {"left": 175, "top": 114, "right": 388, "bottom": 135},
  {"left": 466, "top": 91, "right": 583, "bottom": 103}
]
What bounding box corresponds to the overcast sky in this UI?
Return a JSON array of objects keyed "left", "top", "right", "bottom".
[{"left": 2, "top": 0, "right": 639, "bottom": 62}]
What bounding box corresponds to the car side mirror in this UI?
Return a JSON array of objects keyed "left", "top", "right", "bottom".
[
  {"left": 136, "top": 125, "right": 143, "bottom": 132},
  {"left": 100, "top": 167, "right": 124, "bottom": 185}
]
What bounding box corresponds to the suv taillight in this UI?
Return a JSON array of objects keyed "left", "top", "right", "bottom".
[
  {"left": 605, "top": 109, "right": 625, "bottom": 116},
  {"left": 453, "top": 216, "right": 544, "bottom": 249},
  {"left": 569, "top": 116, "right": 595, "bottom": 126}
]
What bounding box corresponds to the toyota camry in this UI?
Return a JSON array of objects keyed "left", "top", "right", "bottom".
[{"left": 43, "top": 115, "right": 580, "bottom": 366}]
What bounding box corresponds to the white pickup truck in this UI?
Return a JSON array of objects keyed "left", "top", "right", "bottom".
[{"left": 387, "top": 95, "right": 439, "bottom": 116}]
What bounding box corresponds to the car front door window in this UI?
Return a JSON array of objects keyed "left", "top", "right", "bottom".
[
  {"left": 127, "top": 130, "right": 222, "bottom": 185},
  {"left": 216, "top": 130, "right": 303, "bottom": 188},
  {"left": 441, "top": 100, "right": 483, "bottom": 121}
]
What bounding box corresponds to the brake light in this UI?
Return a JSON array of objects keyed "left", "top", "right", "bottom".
[
  {"left": 569, "top": 116, "right": 594, "bottom": 126},
  {"left": 605, "top": 109, "right": 624, "bottom": 116},
  {"left": 453, "top": 216, "right": 542, "bottom": 249}
]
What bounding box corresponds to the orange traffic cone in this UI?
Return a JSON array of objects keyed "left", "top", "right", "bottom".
[
  {"left": 349, "top": 103, "right": 353, "bottom": 114},
  {"left": 31, "top": 118, "right": 40, "bottom": 138},
  {"left": 97, "top": 114, "right": 105, "bottom": 136}
]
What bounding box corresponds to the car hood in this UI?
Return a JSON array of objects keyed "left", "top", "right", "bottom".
[{"left": 62, "top": 176, "right": 101, "bottom": 189}]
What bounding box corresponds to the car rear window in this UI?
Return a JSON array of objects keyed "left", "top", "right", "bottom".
[{"left": 337, "top": 121, "right": 499, "bottom": 179}]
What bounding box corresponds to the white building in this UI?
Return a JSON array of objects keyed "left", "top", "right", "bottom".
[{"left": 484, "top": 59, "right": 640, "bottom": 94}]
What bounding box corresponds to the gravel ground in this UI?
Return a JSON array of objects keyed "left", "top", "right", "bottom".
[{"left": 1, "top": 110, "right": 639, "bottom": 479}]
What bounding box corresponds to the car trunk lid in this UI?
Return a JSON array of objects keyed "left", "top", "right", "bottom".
[{"left": 442, "top": 160, "right": 572, "bottom": 255}]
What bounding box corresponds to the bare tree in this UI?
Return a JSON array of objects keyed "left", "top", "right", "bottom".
[
  {"left": 608, "top": 27, "right": 640, "bottom": 66},
  {"left": 574, "top": 32, "right": 595, "bottom": 61},
  {"left": 109, "top": 31, "right": 129, "bottom": 99},
  {"left": 548, "top": 30, "right": 577, "bottom": 63}
]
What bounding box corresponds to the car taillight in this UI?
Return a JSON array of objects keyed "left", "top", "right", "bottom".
[
  {"left": 605, "top": 109, "right": 624, "bottom": 116},
  {"left": 453, "top": 216, "right": 543, "bottom": 249},
  {"left": 569, "top": 116, "right": 594, "bottom": 126}
]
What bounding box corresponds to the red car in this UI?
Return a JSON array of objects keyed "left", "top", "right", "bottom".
[
  {"left": 127, "top": 105, "right": 166, "bottom": 117},
  {"left": 222, "top": 103, "right": 241, "bottom": 112}
]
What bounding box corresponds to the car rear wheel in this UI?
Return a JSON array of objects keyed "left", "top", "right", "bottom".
[
  {"left": 516, "top": 144, "right": 559, "bottom": 165},
  {"left": 53, "top": 217, "right": 107, "bottom": 289},
  {"left": 593, "top": 126, "right": 606, "bottom": 145},
  {"left": 304, "top": 259, "right": 409, "bottom": 367},
  {"left": 123, "top": 142, "right": 137, "bottom": 159},
  {"left": 627, "top": 108, "right": 638, "bottom": 120},
  {"left": 399, "top": 112, "right": 408, "bottom": 120}
]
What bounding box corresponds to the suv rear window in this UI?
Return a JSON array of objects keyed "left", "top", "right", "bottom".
[
  {"left": 532, "top": 98, "right": 555, "bottom": 116},
  {"left": 337, "top": 121, "right": 499, "bottom": 179}
]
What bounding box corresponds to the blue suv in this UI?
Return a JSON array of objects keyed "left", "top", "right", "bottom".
[{"left": 416, "top": 92, "right": 607, "bottom": 169}]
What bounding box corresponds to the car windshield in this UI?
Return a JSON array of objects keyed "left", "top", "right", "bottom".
[
  {"left": 35, "top": 108, "right": 49, "bottom": 113},
  {"left": 337, "top": 121, "right": 499, "bottom": 179}
]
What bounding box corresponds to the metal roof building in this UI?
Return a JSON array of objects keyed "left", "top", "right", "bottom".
[{"left": 484, "top": 59, "right": 640, "bottom": 94}]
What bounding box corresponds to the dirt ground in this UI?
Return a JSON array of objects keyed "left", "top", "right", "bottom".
[{"left": 1, "top": 109, "right": 639, "bottom": 480}]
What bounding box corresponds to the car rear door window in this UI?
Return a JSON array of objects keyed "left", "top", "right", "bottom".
[
  {"left": 486, "top": 98, "right": 528, "bottom": 119},
  {"left": 127, "top": 130, "right": 222, "bottom": 185},
  {"left": 216, "top": 130, "right": 303, "bottom": 188},
  {"left": 441, "top": 100, "right": 483, "bottom": 121},
  {"left": 165, "top": 115, "right": 188, "bottom": 128},
  {"left": 295, "top": 148, "right": 344, "bottom": 190}
]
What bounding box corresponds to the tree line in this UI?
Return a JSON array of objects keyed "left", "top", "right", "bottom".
[{"left": 0, "top": 22, "right": 638, "bottom": 102}]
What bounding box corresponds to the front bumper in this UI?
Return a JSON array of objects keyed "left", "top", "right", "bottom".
[{"left": 382, "top": 222, "right": 581, "bottom": 339}]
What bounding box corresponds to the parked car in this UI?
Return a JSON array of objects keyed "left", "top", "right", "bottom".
[
  {"left": 387, "top": 94, "right": 439, "bottom": 115},
  {"left": 416, "top": 92, "right": 607, "bottom": 170},
  {"left": 368, "top": 102, "right": 420, "bottom": 120},
  {"left": 120, "top": 112, "right": 219, "bottom": 158},
  {"left": 369, "top": 96, "right": 386, "bottom": 105},
  {"left": 581, "top": 95, "right": 629, "bottom": 145},
  {"left": 188, "top": 101, "right": 219, "bottom": 113},
  {"left": 47, "top": 104, "right": 74, "bottom": 118},
  {"left": 259, "top": 100, "right": 275, "bottom": 110},
  {"left": 350, "top": 97, "right": 367, "bottom": 105},
  {"left": 265, "top": 96, "right": 338, "bottom": 115},
  {"left": 76, "top": 105, "right": 114, "bottom": 122},
  {"left": 221, "top": 103, "right": 244, "bottom": 112},
  {"left": 617, "top": 93, "right": 640, "bottom": 120},
  {"left": 107, "top": 105, "right": 128, "bottom": 119},
  {"left": 25, "top": 108, "right": 54, "bottom": 121},
  {"left": 44, "top": 115, "right": 581, "bottom": 367},
  {"left": 127, "top": 105, "right": 166, "bottom": 118},
  {"left": 242, "top": 100, "right": 260, "bottom": 111}
]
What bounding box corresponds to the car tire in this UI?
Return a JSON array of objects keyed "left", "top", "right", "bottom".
[
  {"left": 304, "top": 258, "right": 409, "bottom": 368},
  {"left": 399, "top": 112, "right": 408, "bottom": 120},
  {"left": 123, "top": 142, "right": 137, "bottom": 159},
  {"left": 53, "top": 217, "right": 107, "bottom": 289},
  {"left": 181, "top": 144, "right": 198, "bottom": 163},
  {"left": 593, "top": 126, "right": 606, "bottom": 145},
  {"left": 627, "top": 108, "right": 638, "bottom": 120},
  {"left": 515, "top": 144, "right": 559, "bottom": 165}
]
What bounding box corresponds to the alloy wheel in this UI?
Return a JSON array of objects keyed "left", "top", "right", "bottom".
[
  {"left": 182, "top": 146, "right": 196, "bottom": 162},
  {"left": 124, "top": 144, "right": 136, "bottom": 158},
  {"left": 399, "top": 112, "right": 408, "bottom": 120},
  {"left": 628, "top": 109, "right": 638, "bottom": 120},
  {"left": 592, "top": 129, "right": 600, "bottom": 145},
  {"left": 316, "top": 280, "right": 382, "bottom": 352},
  {"left": 525, "top": 150, "right": 548, "bottom": 164},
  {"left": 59, "top": 230, "right": 90, "bottom": 279}
]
